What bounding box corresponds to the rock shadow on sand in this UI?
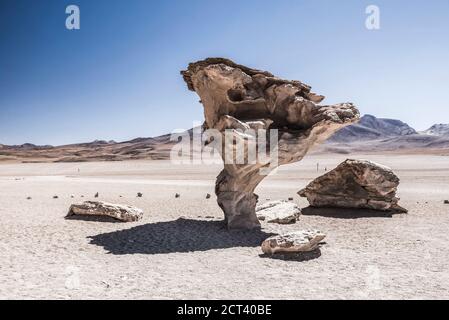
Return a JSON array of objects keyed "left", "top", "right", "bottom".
[
  {"left": 301, "top": 206, "right": 394, "bottom": 219},
  {"left": 259, "top": 249, "right": 322, "bottom": 262},
  {"left": 88, "top": 218, "right": 275, "bottom": 255},
  {"left": 65, "top": 215, "right": 124, "bottom": 223}
]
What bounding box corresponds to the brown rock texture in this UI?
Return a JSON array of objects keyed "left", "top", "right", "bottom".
[
  {"left": 181, "top": 58, "right": 360, "bottom": 229},
  {"left": 261, "top": 230, "right": 326, "bottom": 254},
  {"left": 256, "top": 200, "right": 301, "bottom": 224},
  {"left": 67, "top": 201, "right": 143, "bottom": 222},
  {"left": 299, "top": 159, "right": 407, "bottom": 213}
]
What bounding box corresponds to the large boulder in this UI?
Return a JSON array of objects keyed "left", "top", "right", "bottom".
[
  {"left": 181, "top": 58, "right": 359, "bottom": 229},
  {"left": 299, "top": 159, "right": 407, "bottom": 212},
  {"left": 256, "top": 200, "right": 301, "bottom": 224},
  {"left": 261, "top": 230, "right": 326, "bottom": 254},
  {"left": 67, "top": 201, "right": 143, "bottom": 222}
]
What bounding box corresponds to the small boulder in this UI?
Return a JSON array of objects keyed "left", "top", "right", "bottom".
[
  {"left": 206, "top": 193, "right": 211, "bottom": 199},
  {"left": 94, "top": 192, "right": 99, "bottom": 198},
  {"left": 444, "top": 200, "right": 449, "bottom": 204},
  {"left": 299, "top": 159, "right": 407, "bottom": 213},
  {"left": 53, "top": 195, "right": 59, "bottom": 199},
  {"left": 261, "top": 230, "right": 326, "bottom": 255},
  {"left": 137, "top": 192, "right": 143, "bottom": 198},
  {"left": 26, "top": 197, "right": 32, "bottom": 200},
  {"left": 67, "top": 201, "right": 143, "bottom": 222},
  {"left": 256, "top": 200, "right": 301, "bottom": 224},
  {"left": 175, "top": 193, "right": 180, "bottom": 198}
]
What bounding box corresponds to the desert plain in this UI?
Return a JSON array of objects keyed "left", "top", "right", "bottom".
[{"left": 0, "top": 153, "right": 448, "bottom": 299}]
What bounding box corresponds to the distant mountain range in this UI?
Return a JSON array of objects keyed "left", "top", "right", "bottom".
[
  {"left": 0, "top": 134, "right": 176, "bottom": 162},
  {"left": 328, "top": 115, "right": 417, "bottom": 142},
  {"left": 1, "top": 115, "right": 448, "bottom": 162},
  {"left": 324, "top": 115, "right": 449, "bottom": 153},
  {"left": 421, "top": 123, "right": 449, "bottom": 136}
]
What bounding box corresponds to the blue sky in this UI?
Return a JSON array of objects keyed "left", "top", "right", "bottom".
[{"left": 1, "top": 0, "right": 448, "bottom": 145}]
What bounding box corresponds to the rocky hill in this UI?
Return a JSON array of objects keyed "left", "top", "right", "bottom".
[
  {"left": 328, "top": 114, "right": 417, "bottom": 142},
  {"left": 325, "top": 115, "right": 449, "bottom": 153},
  {"left": 421, "top": 124, "right": 449, "bottom": 136}
]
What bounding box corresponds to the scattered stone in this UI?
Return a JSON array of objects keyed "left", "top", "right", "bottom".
[
  {"left": 256, "top": 200, "right": 301, "bottom": 224},
  {"left": 70, "top": 195, "right": 74, "bottom": 198},
  {"left": 26, "top": 197, "right": 32, "bottom": 200},
  {"left": 175, "top": 193, "right": 180, "bottom": 198},
  {"left": 81, "top": 195, "right": 84, "bottom": 198},
  {"left": 137, "top": 192, "right": 143, "bottom": 198},
  {"left": 206, "top": 193, "right": 211, "bottom": 199},
  {"left": 53, "top": 195, "right": 59, "bottom": 199},
  {"left": 288, "top": 197, "right": 294, "bottom": 201},
  {"left": 444, "top": 200, "right": 449, "bottom": 204},
  {"left": 94, "top": 192, "right": 99, "bottom": 198},
  {"left": 261, "top": 230, "right": 326, "bottom": 255},
  {"left": 299, "top": 159, "right": 407, "bottom": 213},
  {"left": 67, "top": 201, "right": 143, "bottom": 222},
  {"left": 181, "top": 58, "right": 359, "bottom": 229}
]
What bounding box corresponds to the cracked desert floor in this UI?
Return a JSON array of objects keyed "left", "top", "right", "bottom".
[{"left": 0, "top": 154, "right": 448, "bottom": 299}]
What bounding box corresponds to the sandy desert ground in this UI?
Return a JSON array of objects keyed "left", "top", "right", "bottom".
[{"left": 0, "top": 154, "right": 448, "bottom": 299}]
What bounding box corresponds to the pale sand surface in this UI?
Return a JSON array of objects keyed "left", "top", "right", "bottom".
[{"left": 0, "top": 154, "right": 448, "bottom": 299}]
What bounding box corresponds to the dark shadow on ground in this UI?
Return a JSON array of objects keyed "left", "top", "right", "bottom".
[
  {"left": 259, "top": 248, "right": 322, "bottom": 262},
  {"left": 88, "top": 218, "right": 275, "bottom": 255},
  {"left": 301, "top": 206, "right": 393, "bottom": 218},
  {"left": 65, "top": 214, "right": 123, "bottom": 223}
]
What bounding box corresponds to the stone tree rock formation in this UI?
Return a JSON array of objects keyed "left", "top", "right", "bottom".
[
  {"left": 181, "top": 58, "right": 360, "bottom": 229},
  {"left": 299, "top": 159, "right": 407, "bottom": 213}
]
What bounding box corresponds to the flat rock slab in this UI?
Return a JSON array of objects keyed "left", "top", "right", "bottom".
[
  {"left": 261, "top": 230, "right": 326, "bottom": 255},
  {"left": 67, "top": 201, "right": 143, "bottom": 222},
  {"left": 256, "top": 200, "right": 301, "bottom": 224},
  {"left": 299, "top": 159, "right": 407, "bottom": 213}
]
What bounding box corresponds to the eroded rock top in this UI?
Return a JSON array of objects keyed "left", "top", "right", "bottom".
[{"left": 181, "top": 58, "right": 358, "bottom": 131}]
